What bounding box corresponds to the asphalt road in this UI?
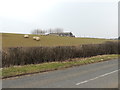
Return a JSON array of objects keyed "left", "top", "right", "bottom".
[{"left": 2, "top": 59, "right": 118, "bottom": 88}]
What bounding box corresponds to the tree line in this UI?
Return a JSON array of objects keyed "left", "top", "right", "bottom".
[{"left": 31, "top": 28, "right": 64, "bottom": 35}]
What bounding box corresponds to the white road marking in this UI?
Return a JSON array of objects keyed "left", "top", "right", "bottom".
[{"left": 76, "top": 69, "right": 119, "bottom": 85}]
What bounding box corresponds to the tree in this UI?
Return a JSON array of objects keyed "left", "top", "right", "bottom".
[
  {"left": 31, "top": 29, "right": 46, "bottom": 35},
  {"left": 55, "top": 28, "right": 63, "bottom": 33},
  {"left": 48, "top": 28, "right": 53, "bottom": 33},
  {"left": 47, "top": 28, "right": 63, "bottom": 33}
]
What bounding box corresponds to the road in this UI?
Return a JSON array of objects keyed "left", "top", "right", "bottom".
[{"left": 2, "top": 59, "right": 118, "bottom": 88}]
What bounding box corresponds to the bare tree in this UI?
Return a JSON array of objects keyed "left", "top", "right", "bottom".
[
  {"left": 31, "top": 29, "right": 39, "bottom": 35},
  {"left": 54, "top": 28, "right": 63, "bottom": 33},
  {"left": 47, "top": 28, "right": 63, "bottom": 33},
  {"left": 48, "top": 28, "right": 53, "bottom": 33},
  {"left": 31, "top": 29, "right": 46, "bottom": 35},
  {"left": 32, "top": 28, "right": 64, "bottom": 35}
]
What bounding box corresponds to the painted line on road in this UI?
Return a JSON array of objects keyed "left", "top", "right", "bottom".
[{"left": 76, "top": 69, "right": 119, "bottom": 85}]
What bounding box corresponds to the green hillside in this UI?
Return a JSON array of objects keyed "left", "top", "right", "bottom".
[{"left": 2, "top": 33, "right": 113, "bottom": 48}]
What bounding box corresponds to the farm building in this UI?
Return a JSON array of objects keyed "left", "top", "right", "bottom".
[{"left": 48, "top": 32, "right": 75, "bottom": 37}]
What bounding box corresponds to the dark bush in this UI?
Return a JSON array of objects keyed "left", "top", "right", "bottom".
[{"left": 2, "top": 41, "right": 119, "bottom": 67}]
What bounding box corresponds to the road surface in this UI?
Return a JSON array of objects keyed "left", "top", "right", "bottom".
[{"left": 2, "top": 59, "right": 118, "bottom": 88}]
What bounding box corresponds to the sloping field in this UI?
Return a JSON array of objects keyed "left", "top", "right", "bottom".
[{"left": 2, "top": 33, "right": 113, "bottom": 48}]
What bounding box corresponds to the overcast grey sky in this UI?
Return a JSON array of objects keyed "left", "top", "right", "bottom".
[{"left": 0, "top": 0, "right": 118, "bottom": 38}]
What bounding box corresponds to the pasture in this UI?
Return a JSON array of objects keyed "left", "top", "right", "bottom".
[{"left": 2, "top": 33, "right": 113, "bottom": 48}]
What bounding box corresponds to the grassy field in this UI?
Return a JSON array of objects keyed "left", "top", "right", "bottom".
[
  {"left": 2, "top": 33, "right": 113, "bottom": 48},
  {"left": 1, "top": 33, "right": 118, "bottom": 78},
  {"left": 2, "top": 54, "right": 118, "bottom": 78}
]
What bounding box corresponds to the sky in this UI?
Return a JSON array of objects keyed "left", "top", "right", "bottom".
[{"left": 0, "top": 0, "right": 119, "bottom": 38}]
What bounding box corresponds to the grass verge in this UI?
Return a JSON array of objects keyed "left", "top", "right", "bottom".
[{"left": 2, "top": 54, "right": 118, "bottom": 79}]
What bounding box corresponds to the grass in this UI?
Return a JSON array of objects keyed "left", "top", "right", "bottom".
[
  {"left": 2, "top": 54, "right": 118, "bottom": 79},
  {"left": 2, "top": 33, "right": 114, "bottom": 48},
  {"left": 1, "top": 33, "right": 118, "bottom": 78}
]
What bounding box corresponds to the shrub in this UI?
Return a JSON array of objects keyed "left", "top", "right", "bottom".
[{"left": 2, "top": 41, "right": 119, "bottom": 67}]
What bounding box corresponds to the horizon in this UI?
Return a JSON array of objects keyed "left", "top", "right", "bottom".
[{"left": 1, "top": 32, "right": 118, "bottom": 39}]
